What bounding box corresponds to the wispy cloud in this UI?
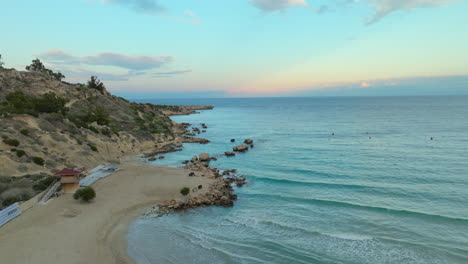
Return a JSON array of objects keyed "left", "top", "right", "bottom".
[
  {"left": 92, "top": 0, "right": 165, "bottom": 15},
  {"left": 37, "top": 49, "right": 173, "bottom": 71},
  {"left": 250, "top": 0, "right": 309, "bottom": 12},
  {"left": 154, "top": 70, "right": 192, "bottom": 78},
  {"left": 352, "top": 0, "right": 463, "bottom": 24}
]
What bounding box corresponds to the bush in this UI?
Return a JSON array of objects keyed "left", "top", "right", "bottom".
[
  {"left": 16, "top": 149, "right": 26, "bottom": 157},
  {"left": 3, "top": 138, "right": 20, "bottom": 147},
  {"left": 25, "top": 58, "right": 65, "bottom": 81},
  {"left": 20, "top": 129, "right": 30, "bottom": 136},
  {"left": 0, "top": 54, "right": 4, "bottom": 68},
  {"left": 33, "top": 176, "right": 57, "bottom": 191},
  {"left": 180, "top": 187, "right": 190, "bottom": 196},
  {"left": 88, "top": 144, "right": 98, "bottom": 152},
  {"left": 73, "top": 187, "right": 96, "bottom": 202},
  {"left": 87, "top": 76, "right": 106, "bottom": 93},
  {"left": 0, "top": 91, "right": 67, "bottom": 115},
  {"left": 32, "top": 157, "right": 45, "bottom": 166}
]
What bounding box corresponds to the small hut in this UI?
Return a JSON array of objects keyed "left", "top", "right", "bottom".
[{"left": 55, "top": 169, "right": 85, "bottom": 193}]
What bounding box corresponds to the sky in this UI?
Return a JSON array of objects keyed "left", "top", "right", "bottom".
[{"left": 1, "top": 0, "right": 467, "bottom": 98}]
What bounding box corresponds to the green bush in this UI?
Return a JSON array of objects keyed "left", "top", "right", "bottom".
[
  {"left": 33, "top": 176, "right": 57, "bottom": 191},
  {"left": 0, "top": 91, "right": 67, "bottom": 115},
  {"left": 2, "top": 196, "right": 17, "bottom": 207},
  {"left": 20, "top": 129, "right": 30, "bottom": 136},
  {"left": 88, "top": 126, "right": 99, "bottom": 134},
  {"left": 25, "top": 58, "right": 65, "bottom": 81},
  {"left": 3, "top": 138, "right": 19, "bottom": 147},
  {"left": 88, "top": 144, "right": 98, "bottom": 152},
  {"left": 73, "top": 187, "right": 96, "bottom": 202},
  {"left": 16, "top": 149, "right": 26, "bottom": 157},
  {"left": 180, "top": 187, "right": 190, "bottom": 196},
  {"left": 87, "top": 76, "right": 106, "bottom": 93},
  {"left": 32, "top": 157, "right": 45, "bottom": 166}
]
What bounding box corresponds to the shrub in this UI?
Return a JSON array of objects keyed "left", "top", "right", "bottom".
[
  {"left": 20, "top": 129, "right": 30, "bottom": 136},
  {"left": 88, "top": 126, "right": 99, "bottom": 134},
  {"left": 33, "top": 176, "right": 57, "bottom": 191},
  {"left": 87, "top": 76, "right": 106, "bottom": 93},
  {"left": 32, "top": 157, "right": 45, "bottom": 166},
  {"left": 180, "top": 187, "right": 190, "bottom": 196},
  {"left": 3, "top": 138, "right": 20, "bottom": 147},
  {"left": 88, "top": 144, "right": 98, "bottom": 152},
  {"left": 0, "top": 54, "right": 4, "bottom": 68},
  {"left": 0, "top": 91, "right": 67, "bottom": 115},
  {"left": 16, "top": 149, "right": 26, "bottom": 157},
  {"left": 73, "top": 187, "right": 96, "bottom": 202},
  {"left": 2, "top": 196, "right": 17, "bottom": 207},
  {"left": 25, "top": 58, "right": 65, "bottom": 81}
]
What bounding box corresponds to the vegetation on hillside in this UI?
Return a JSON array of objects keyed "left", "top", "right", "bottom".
[
  {"left": 0, "top": 174, "right": 55, "bottom": 209},
  {"left": 0, "top": 91, "right": 67, "bottom": 116},
  {"left": 25, "top": 58, "right": 65, "bottom": 81}
]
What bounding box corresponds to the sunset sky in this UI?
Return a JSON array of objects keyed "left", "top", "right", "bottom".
[{"left": 1, "top": 0, "right": 467, "bottom": 98}]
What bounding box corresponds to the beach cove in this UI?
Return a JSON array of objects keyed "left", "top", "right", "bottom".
[{"left": 0, "top": 157, "right": 216, "bottom": 264}]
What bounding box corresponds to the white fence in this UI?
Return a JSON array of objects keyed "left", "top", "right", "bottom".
[{"left": 0, "top": 202, "right": 21, "bottom": 227}]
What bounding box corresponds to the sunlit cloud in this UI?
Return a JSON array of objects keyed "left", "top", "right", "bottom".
[
  {"left": 250, "top": 0, "right": 309, "bottom": 12},
  {"left": 360, "top": 81, "right": 371, "bottom": 87}
]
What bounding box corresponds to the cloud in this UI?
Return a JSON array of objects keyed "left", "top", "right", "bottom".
[
  {"left": 37, "top": 49, "right": 173, "bottom": 71},
  {"left": 362, "top": 0, "right": 461, "bottom": 24},
  {"left": 154, "top": 70, "right": 192, "bottom": 78},
  {"left": 250, "top": 0, "right": 309, "bottom": 12},
  {"left": 95, "top": 0, "right": 165, "bottom": 15}
]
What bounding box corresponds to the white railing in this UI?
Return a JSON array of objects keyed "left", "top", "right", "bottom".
[
  {"left": 0, "top": 202, "right": 21, "bottom": 227},
  {"left": 38, "top": 181, "right": 61, "bottom": 205}
]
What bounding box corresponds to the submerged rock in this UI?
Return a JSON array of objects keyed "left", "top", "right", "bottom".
[
  {"left": 244, "top": 139, "right": 254, "bottom": 144},
  {"left": 224, "top": 151, "right": 236, "bottom": 156}
]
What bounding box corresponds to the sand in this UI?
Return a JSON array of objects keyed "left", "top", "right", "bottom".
[{"left": 0, "top": 157, "right": 213, "bottom": 264}]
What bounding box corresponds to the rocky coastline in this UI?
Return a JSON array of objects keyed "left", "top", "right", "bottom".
[{"left": 142, "top": 113, "right": 254, "bottom": 215}]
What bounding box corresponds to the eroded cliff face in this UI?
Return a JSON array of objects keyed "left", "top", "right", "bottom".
[{"left": 0, "top": 68, "right": 211, "bottom": 177}]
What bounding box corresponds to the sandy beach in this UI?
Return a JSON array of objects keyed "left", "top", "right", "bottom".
[{"left": 0, "top": 157, "right": 214, "bottom": 264}]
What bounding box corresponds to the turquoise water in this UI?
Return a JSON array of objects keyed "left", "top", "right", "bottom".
[{"left": 128, "top": 97, "right": 468, "bottom": 264}]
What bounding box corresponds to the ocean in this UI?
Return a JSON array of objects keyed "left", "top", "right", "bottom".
[{"left": 128, "top": 96, "right": 468, "bottom": 264}]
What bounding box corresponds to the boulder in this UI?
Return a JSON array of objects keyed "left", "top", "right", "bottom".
[
  {"left": 234, "top": 145, "right": 249, "bottom": 152},
  {"left": 230, "top": 139, "right": 235, "bottom": 142},
  {"left": 148, "top": 156, "right": 156, "bottom": 161},
  {"left": 175, "top": 142, "right": 183, "bottom": 147},
  {"left": 224, "top": 151, "right": 236, "bottom": 157},
  {"left": 191, "top": 156, "right": 198, "bottom": 163},
  {"left": 199, "top": 153, "right": 210, "bottom": 161},
  {"left": 159, "top": 155, "right": 165, "bottom": 159},
  {"left": 244, "top": 139, "right": 254, "bottom": 144},
  {"left": 189, "top": 172, "right": 196, "bottom": 177}
]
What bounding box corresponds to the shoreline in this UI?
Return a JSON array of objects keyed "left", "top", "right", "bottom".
[
  {"left": 0, "top": 157, "right": 217, "bottom": 264},
  {"left": 0, "top": 106, "right": 245, "bottom": 264}
]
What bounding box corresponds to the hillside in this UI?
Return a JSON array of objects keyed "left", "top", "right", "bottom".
[{"left": 0, "top": 66, "right": 212, "bottom": 207}]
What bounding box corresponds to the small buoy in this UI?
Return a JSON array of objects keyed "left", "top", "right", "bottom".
[{"left": 430, "top": 137, "right": 433, "bottom": 140}]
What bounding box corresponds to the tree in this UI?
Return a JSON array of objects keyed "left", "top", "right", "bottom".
[
  {"left": 87, "top": 76, "right": 106, "bottom": 94},
  {"left": 0, "top": 54, "right": 4, "bottom": 68},
  {"left": 26, "top": 58, "right": 46, "bottom": 72},
  {"left": 25, "top": 58, "right": 65, "bottom": 81},
  {"left": 73, "top": 187, "right": 96, "bottom": 202}
]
